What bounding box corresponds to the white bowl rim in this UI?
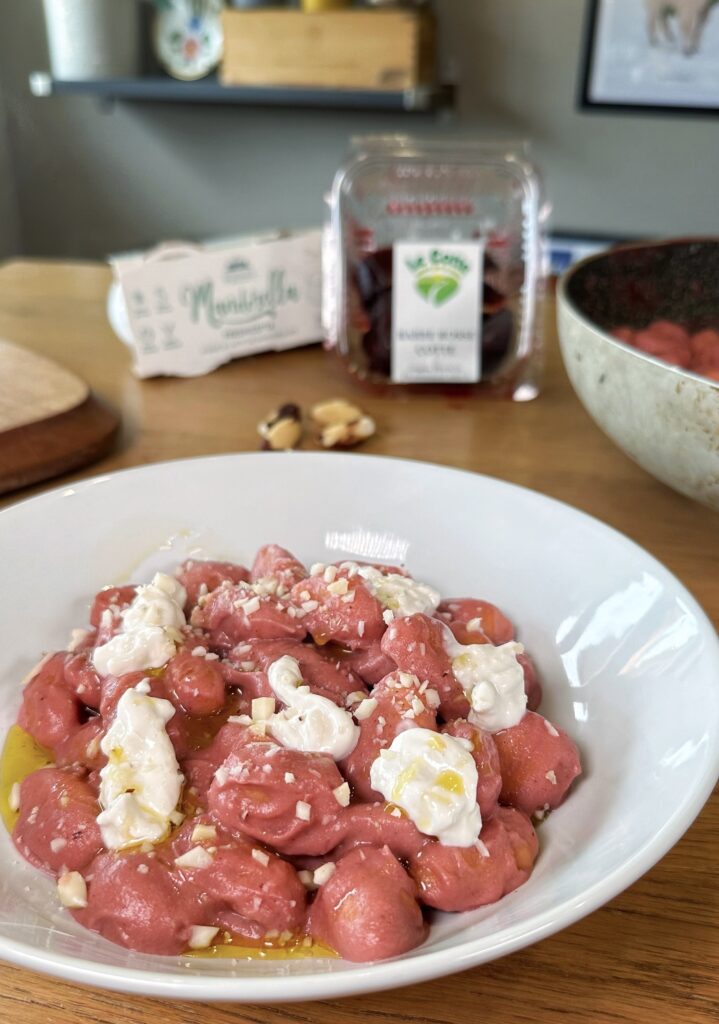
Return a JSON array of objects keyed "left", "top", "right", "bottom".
[
  {"left": 0, "top": 451, "right": 718, "bottom": 1001},
  {"left": 557, "top": 245, "right": 719, "bottom": 392}
]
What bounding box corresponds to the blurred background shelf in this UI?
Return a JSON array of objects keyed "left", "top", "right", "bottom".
[{"left": 29, "top": 72, "right": 455, "bottom": 113}]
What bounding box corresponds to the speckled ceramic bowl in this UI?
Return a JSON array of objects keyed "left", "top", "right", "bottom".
[{"left": 557, "top": 239, "right": 719, "bottom": 512}]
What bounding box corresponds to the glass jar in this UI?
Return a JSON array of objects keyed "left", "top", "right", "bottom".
[{"left": 324, "top": 136, "right": 548, "bottom": 399}]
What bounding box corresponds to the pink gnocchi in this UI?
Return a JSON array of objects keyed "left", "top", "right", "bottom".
[{"left": 7, "top": 546, "right": 581, "bottom": 963}]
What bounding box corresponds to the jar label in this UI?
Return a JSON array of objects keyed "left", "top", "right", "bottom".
[{"left": 390, "top": 241, "right": 483, "bottom": 383}]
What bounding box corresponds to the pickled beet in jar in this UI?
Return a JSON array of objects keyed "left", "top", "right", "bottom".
[{"left": 324, "top": 136, "right": 547, "bottom": 399}]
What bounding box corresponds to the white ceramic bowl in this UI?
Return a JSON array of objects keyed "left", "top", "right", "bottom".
[
  {"left": 0, "top": 453, "right": 717, "bottom": 1001},
  {"left": 557, "top": 240, "right": 719, "bottom": 512}
]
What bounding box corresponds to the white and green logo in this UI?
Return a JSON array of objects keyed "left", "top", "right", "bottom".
[{"left": 405, "top": 248, "right": 471, "bottom": 307}]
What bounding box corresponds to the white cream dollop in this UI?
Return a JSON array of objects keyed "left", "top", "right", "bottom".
[
  {"left": 369, "top": 728, "right": 481, "bottom": 847},
  {"left": 444, "top": 631, "right": 527, "bottom": 733},
  {"left": 354, "top": 565, "right": 440, "bottom": 617},
  {"left": 97, "top": 679, "right": 184, "bottom": 850},
  {"left": 266, "top": 655, "right": 359, "bottom": 761},
  {"left": 92, "top": 572, "right": 187, "bottom": 676},
  {"left": 121, "top": 573, "right": 187, "bottom": 631}
]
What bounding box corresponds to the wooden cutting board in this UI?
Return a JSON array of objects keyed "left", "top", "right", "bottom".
[{"left": 0, "top": 339, "right": 120, "bottom": 495}]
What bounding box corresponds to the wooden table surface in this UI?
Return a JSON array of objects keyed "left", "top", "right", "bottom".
[{"left": 0, "top": 259, "right": 716, "bottom": 1024}]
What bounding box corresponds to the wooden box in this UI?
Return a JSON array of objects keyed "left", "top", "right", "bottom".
[{"left": 220, "top": 9, "right": 436, "bottom": 91}]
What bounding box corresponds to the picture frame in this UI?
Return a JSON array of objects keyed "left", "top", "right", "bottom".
[{"left": 580, "top": 0, "right": 719, "bottom": 115}]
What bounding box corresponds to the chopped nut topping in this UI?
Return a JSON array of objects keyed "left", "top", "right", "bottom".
[
  {"left": 327, "top": 577, "right": 349, "bottom": 596},
  {"left": 242, "top": 596, "right": 261, "bottom": 616},
  {"left": 345, "top": 690, "right": 366, "bottom": 707},
  {"left": 227, "top": 714, "right": 252, "bottom": 725},
  {"left": 333, "top": 782, "right": 351, "bottom": 807},
  {"left": 313, "top": 862, "right": 336, "bottom": 886},
  {"left": 8, "top": 783, "right": 20, "bottom": 812},
  {"left": 252, "top": 697, "right": 276, "bottom": 721},
  {"left": 191, "top": 823, "right": 217, "bottom": 843},
  {"left": 57, "top": 871, "right": 87, "bottom": 909},
  {"left": 354, "top": 697, "right": 378, "bottom": 721},
  {"left": 174, "top": 846, "right": 214, "bottom": 870},
  {"left": 295, "top": 800, "right": 312, "bottom": 821},
  {"left": 188, "top": 925, "right": 219, "bottom": 950}
]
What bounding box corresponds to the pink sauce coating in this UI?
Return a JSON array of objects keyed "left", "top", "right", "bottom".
[{"left": 10, "top": 545, "right": 582, "bottom": 962}]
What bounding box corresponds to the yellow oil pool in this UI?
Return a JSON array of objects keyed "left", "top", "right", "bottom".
[
  {"left": 0, "top": 724, "right": 53, "bottom": 832},
  {"left": 189, "top": 935, "right": 337, "bottom": 960}
]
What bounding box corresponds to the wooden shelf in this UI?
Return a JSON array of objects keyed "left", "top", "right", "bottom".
[{"left": 29, "top": 72, "right": 454, "bottom": 113}]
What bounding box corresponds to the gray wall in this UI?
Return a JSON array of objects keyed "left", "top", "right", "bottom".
[
  {"left": 0, "top": 83, "right": 20, "bottom": 259},
  {"left": 1, "top": 0, "right": 717, "bottom": 260}
]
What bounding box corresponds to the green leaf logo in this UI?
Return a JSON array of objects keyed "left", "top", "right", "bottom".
[{"left": 415, "top": 271, "right": 461, "bottom": 307}]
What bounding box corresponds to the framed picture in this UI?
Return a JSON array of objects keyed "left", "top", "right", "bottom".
[{"left": 580, "top": 0, "right": 719, "bottom": 114}]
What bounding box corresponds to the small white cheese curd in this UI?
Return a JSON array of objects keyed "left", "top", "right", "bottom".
[
  {"left": 443, "top": 630, "right": 527, "bottom": 733},
  {"left": 92, "top": 572, "right": 187, "bottom": 677},
  {"left": 97, "top": 682, "right": 184, "bottom": 850},
  {"left": 369, "top": 728, "right": 481, "bottom": 847},
  {"left": 354, "top": 565, "right": 440, "bottom": 618},
  {"left": 266, "top": 656, "right": 359, "bottom": 761},
  {"left": 57, "top": 871, "right": 88, "bottom": 909}
]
